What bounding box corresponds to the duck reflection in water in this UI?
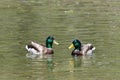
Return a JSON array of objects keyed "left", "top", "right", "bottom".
[
  {"left": 47, "top": 55, "right": 54, "bottom": 71},
  {"left": 69, "top": 55, "right": 94, "bottom": 72},
  {"left": 70, "top": 56, "right": 84, "bottom": 67},
  {"left": 69, "top": 56, "right": 82, "bottom": 68}
]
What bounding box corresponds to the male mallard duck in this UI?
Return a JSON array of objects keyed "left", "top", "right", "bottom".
[
  {"left": 68, "top": 39, "right": 95, "bottom": 56},
  {"left": 25, "top": 36, "right": 59, "bottom": 56}
]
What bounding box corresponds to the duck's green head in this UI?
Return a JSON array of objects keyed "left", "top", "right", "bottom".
[
  {"left": 46, "top": 36, "right": 59, "bottom": 48},
  {"left": 68, "top": 39, "right": 82, "bottom": 50}
]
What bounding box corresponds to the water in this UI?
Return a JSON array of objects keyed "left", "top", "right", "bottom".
[{"left": 0, "top": 0, "right": 120, "bottom": 80}]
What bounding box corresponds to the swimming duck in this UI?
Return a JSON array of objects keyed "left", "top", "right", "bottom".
[
  {"left": 68, "top": 39, "right": 95, "bottom": 56},
  {"left": 25, "top": 36, "right": 59, "bottom": 56}
]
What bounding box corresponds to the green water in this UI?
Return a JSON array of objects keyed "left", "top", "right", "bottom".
[{"left": 0, "top": 0, "right": 120, "bottom": 80}]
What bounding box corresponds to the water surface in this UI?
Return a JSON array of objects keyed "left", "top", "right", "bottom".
[{"left": 0, "top": 0, "right": 120, "bottom": 80}]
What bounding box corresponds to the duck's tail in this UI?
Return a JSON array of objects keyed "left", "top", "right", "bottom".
[
  {"left": 88, "top": 43, "right": 96, "bottom": 51},
  {"left": 25, "top": 45, "right": 29, "bottom": 51},
  {"left": 25, "top": 45, "right": 33, "bottom": 52},
  {"left": 25, "top": 45, "right": 39, "bottom": 54},
  {"left": 92, "top": 46, "right": 96, "bottom": 51},
  {"left": 86, "top": 44, "right": 96, "bottom": 56}
]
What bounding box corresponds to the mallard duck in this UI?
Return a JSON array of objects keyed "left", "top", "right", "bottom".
[
  {"left": 25, "top": 36, "right": 59, "bottom": 56},
  {"left": 68, "top": 39, "right": 95, "bottom": 56}
]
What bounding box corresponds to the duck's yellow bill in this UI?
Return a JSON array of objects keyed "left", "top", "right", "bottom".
[
  {"left": 68, "top": 44, "right": 74, "bottom": 49},
  {"left": 53, "top": 40, "right": 59, "bottom": 45}
]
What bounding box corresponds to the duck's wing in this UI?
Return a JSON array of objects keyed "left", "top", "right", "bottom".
[
  {"left": 30, "top": 41, "right": 43, "bottom": 52},
  {"left": 82, "top": 43, "right": 95, "bottom": 55},
  {"left": 87, "top": 43, "right": 95, "bottom": 51},
  {"left": 81, "top": 44, "right": 89, "bottom": 54}
]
